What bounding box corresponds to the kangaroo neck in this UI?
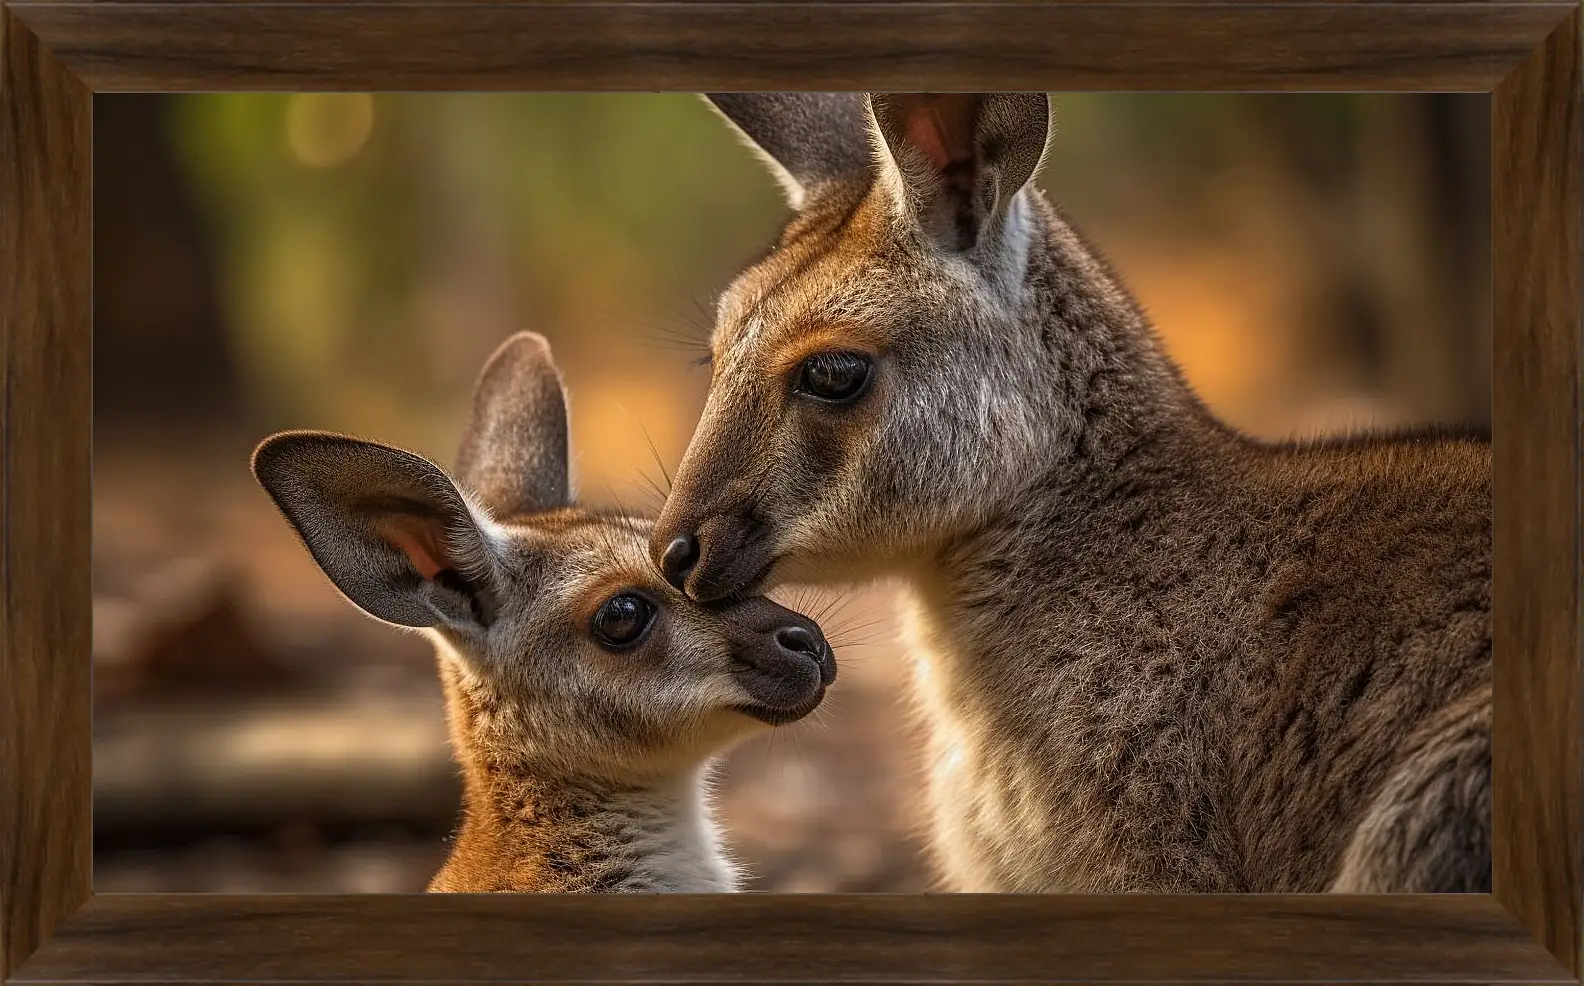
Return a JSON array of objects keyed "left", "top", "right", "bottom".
[
  {"left": 434, "top": 756, "right": 733, "bottom": 893},
  {"left": 906, "top": 197, "right": 1248, "bottom": 603},
  {"left": 1024, "top": 195, "right": 1230, "bottom": 483}
]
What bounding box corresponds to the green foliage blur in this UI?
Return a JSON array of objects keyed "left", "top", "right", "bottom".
[
  {"left": 166, "top": 94, "right": 789, "bottom": 456},
  {"left": 111, "top": 92, "right": 1487, "bottom": 493}
]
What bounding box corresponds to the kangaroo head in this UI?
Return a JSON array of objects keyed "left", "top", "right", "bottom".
[
  {"left": 254, "top": 333, "right": 836, "bottom": 784},
  {"left": 654, "top": 93, "right": 1077, "bottom": 602}
]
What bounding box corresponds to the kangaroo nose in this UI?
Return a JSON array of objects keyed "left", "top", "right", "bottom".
[
  {"left": 660, "top": 534, "right": 699, "bottom": 591},
  {"left": 774, "top": 625, "right": 824, "bottom": 662},
  {"left": 773, "top": 622, "right": 836, "bottom": 686}
]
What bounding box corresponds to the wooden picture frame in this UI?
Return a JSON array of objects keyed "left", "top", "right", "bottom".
[{"left": 2, "top": 3, "right": 1579, "bottom": 982}]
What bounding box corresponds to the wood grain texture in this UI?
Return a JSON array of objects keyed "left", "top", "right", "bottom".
[
  {"left": 3, "top": 2, "right": 1567, "bottom": 91},
  {"left": 0, "top": 6, "right": 93, "bottom": 981},
  {"left": 0, "top": 0, "right": 1580, "bottom": 982},
  {"left": 13, "top": 0, "right": 1579, "bottom": 6},
  {"left": 1492, "top": 7, "right": 1585, "bottom": 979},
  {"left": 10, "top": 894, "right": 1579, "bottom": 983}
]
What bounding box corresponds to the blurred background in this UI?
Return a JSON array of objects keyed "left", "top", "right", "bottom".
[{"left": 93, "top": 93, "right": 1491, "bottom": 893}]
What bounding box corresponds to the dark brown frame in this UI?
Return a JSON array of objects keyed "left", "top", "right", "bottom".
[{"left": 2, "top": 2, "right": 1579, "bottom": 982}]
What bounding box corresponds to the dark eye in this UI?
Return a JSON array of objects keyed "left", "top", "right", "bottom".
[
  {"left": 794, "top": 352, "right": 873, "bottom": 404},
  {"left": 590, "top": 593, "right": 656, "bottom": 651}
]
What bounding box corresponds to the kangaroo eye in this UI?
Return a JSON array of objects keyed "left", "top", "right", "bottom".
[
  {"left": 795, "top": 352, "right": 873, "bottom": 404},
  {"left": 590, "top": 593, "right": 656, "bottom": 651}
]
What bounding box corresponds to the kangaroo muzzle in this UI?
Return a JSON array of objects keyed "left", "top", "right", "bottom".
[
  {"left": 651, "top": 510, "right": 779, "bottom": 603},
  {"left": 717, "top": 596, "right": 836, "bottom": 726}
]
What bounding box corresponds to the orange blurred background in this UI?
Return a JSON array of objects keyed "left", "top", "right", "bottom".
[{"left": 93, "top": 93, "right": 1491, "bottom": 892}]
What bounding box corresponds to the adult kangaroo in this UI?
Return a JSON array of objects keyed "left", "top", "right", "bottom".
[{"left": 652, "top": 92, "right": 1491, "bottom": 893}]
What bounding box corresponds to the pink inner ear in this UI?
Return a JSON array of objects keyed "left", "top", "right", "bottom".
[
  {"left": 900, "top": 96, "right": 977, "bottom": 173},
  {"left": 904, "top": 107, "right": 953, "bottom": 172},
  {"left": 376, "top": 518, "right": 448, "bottom": 581}
]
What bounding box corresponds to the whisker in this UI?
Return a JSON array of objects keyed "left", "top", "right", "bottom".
[
  {"left": 826, "top": 615, "right": 891, "bottom": 639},
  {"left": 828, "top": 634, "right": 890, "bottom": 652},
  {"left": 826, "top": 620, "right": 889, "bottom": 641},
  {"left": 632, "top": 474, "right": 668, "bottom": 512},
  {"left": 602, "top": 309, "right": 713, "bottom": 366},
  {"left": 636, "top": 422, "right": 674, "bottom": 495}
]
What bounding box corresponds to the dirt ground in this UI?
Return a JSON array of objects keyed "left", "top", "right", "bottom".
[{"left": 92, "top": 433, "right": 936, "bottom": 893}]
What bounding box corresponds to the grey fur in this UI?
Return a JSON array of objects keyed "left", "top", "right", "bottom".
[
  {"left": 254, "top": 332, "right": 833, "bottom": 892},
  {"left": 655, "top": 91, "right": 1492, "bottom": 893},
  {"left": 705, "top": 93, "right": 875, "bottom": 208},
  {"left": 252, "top": 433, "right": 496, "bottom": 631},
  {"left": 455, "top": 332, "right": 573, "bottom": 517},
  {"left": 870, "top": 93, "right": 1051, "bottom": 253}
]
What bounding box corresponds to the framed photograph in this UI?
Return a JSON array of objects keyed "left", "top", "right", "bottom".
[{"left": 2, "top": 3, "right": 1579, "bottom": 983}]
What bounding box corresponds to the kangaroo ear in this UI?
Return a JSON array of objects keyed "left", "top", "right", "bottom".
[
  {"left": 703, "top": 93, "right": 874, "bottom": 209},
  {"left": 252, "top": 432, "right": 501, "bottom": 632},
  {"left": 869, "top": 92, "right": 1052, "bottom": 254},
  {"left": 454, "top": 332, "right": 572, "bottom": 518}
]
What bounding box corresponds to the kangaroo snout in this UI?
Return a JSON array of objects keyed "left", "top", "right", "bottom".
[
  {"left": 658, "top": 533, "right": 698, "bottom": 590},
  {"left": 772, "top": 623, "right": 838, "bottom": 688},
  {"left": 722, "top": 599, "right": 836, "bottom": 725},
  {"left": 651, "top": 511, "right": 777, "bottom": 602}
]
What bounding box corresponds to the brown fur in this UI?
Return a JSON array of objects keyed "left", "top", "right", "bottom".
[
  {"left": 255, "top": 333, "right": 835, "bottom": 893},
  {"left": 653, "top": 93, "right": 1491, "bottom": 893},
  {"left": 426, "top": 624, "right": 729, "bottom": 894}
]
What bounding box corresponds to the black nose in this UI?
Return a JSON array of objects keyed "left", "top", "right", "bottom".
[
  {"left": 774, "top": 625, "right": 824, "bottom": 662},
  {"left": 660, "top": 534, "right": 699, "bottom": 591}
]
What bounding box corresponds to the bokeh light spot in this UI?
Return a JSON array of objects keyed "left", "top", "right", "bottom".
[{"left": 286, "top": 94, "right": 375, "bottom": 168}]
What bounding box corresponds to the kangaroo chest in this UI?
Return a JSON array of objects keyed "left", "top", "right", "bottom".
[
  {"left": 896, "top": 583, "right": 1244, "bottom": 893},
  {"left": 432, "top": 778, "right": 739, "bottom": 892}
]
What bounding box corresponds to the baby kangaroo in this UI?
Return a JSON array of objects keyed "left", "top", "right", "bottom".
[
  {"left": 253, "top": 332, "right": 836, "bottom": 892},
  {"left": 652, "top": 93, "right": 1490, "bottom": 893}
]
